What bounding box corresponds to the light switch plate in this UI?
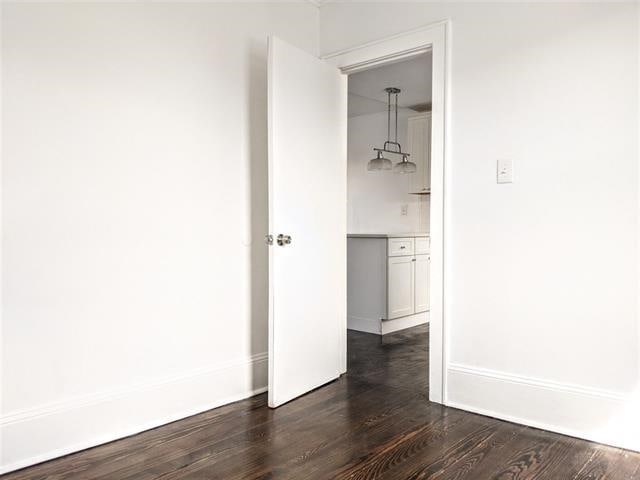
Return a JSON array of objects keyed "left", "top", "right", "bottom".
[
  {"left": 497, "top": 158, "right": 513, "bottom": 184},
  {"left": 401, "top": 204, "right": 408, "bottom": 216}
]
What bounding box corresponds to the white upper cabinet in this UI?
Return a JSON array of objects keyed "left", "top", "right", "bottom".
[{"left": 407, "top": 114, "right": 431, "bottom": 194}]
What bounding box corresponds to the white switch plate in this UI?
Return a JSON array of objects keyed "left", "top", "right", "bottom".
[
  {"left": 497, "top": 158, "right": 513, "bottom": 184},
  {"left": 401, "top": 204, "right": 408, "bottom": 216}
]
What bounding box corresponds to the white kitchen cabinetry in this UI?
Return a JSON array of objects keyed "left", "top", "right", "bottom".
[
  {"left": 387, "top": 255, "right": 415, "bottom": 319},
  {"left": 414, "top": 254, "right": 430, "bottom": 314},
  {"left": 347, "top": 234, "right": 430, "bottom": 335},
  {"left": 407, "top": 114, "right": 431, "bottom": 194}
]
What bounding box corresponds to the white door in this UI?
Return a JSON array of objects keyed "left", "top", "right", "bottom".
[
  {"left": 267, "top": 36, "right": 347, "bottom": 408},
  {"left": 414, "top": 254, "right": 430, "bottom": 313},
  {"left": 386, "top": 256, "right": 415, "bottom": 319}
]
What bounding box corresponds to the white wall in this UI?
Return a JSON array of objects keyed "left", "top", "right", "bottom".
[
  {"left": 2, "top": 1, "right": 640, "bottom": 471},
  {"left": 323, "top": 2, "right": 640, "bottom": 449},
  {"left": 1, "top": 2, "right": 318, "bottom": 472},
  {"left": 348, "top": 109, "right": 429, "bottom": 233}
]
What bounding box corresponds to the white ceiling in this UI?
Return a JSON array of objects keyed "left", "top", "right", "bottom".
[{"left": 348, "top": 52, "right": 432, "bottom": 117}]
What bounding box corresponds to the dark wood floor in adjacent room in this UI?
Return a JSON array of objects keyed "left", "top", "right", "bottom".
[{"left": 4, "top": 324, "right": 640, "bottom": 479}]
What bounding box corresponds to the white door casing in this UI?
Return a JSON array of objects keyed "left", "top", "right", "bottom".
[
  {"left": 322, "top": 21, "right": 448, "bottom": 404},
  {"left": 267, "top": 36, "right": 348, "bottom": 408}
]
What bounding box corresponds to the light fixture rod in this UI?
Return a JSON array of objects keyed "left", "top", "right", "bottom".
[
  {"left": 387, "top": 89, "right": 391, "bottom": 145},
  {"left": 368, "top": 87, "right": 417, "bottom": 174},
  {"left": 395, "top": 91, "right": 398, "bottom": 143},
  {"left": 378, "top": 87, "right": 406, "bottom": 156},
  {"left": 374, "top": 147, "right": 410, "bottom": 157}
]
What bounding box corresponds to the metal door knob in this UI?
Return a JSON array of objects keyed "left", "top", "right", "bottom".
[{"left": 277, "top": 234, "right": 292, "bottom": 246}]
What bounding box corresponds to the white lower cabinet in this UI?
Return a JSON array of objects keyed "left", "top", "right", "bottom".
[
  {"left": 414, "top": 254, "right": 430, "bottom": 314},
  {"left": 387, "top": 255, "right": 415, "bottom": 319},
  {"left": 387, "top": 252, "right": 430, "bottom": 320},
  {"left": 347, "top": 234, "right": 430, "bottom": 334}
]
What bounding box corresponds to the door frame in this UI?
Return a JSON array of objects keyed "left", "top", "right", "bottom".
[{"left": 322, "top": 20, "right": 450, "bottom": 404}]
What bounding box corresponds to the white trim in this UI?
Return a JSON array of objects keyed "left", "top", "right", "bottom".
[
  {"left": 324, "top": 21, "right": 450, "bottom": 405},
  {"left": 0, "top": 353, "right": 268, "bottom": 475},
  {"left": 442, "top": 18, "right": 452, "bottom": 406},
  {"left": 348, "top": 315, "right": 381, "bottom": 335},
  {"left": 321, "top": 20, "right": 447, "bottom": 61},
  {"left": 448, "top": 363, "right": 625, "bottom": 402},
  {"left": 267, "top": 34, "right": 277, "bottom": 411},
  {"left": 447, "top": 363, "right": 640, "bottom": 451},
  {"left": 381, "top": 312, "right": 428, "bottom": 335}
]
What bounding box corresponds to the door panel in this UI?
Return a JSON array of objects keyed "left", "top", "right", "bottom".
[
  {"left": 414, "top": 254, "right": 430, "bottom": 313},
  {"left": 267, "top": 36, "right": 347, "bottom": 408},
  {"left": 386, "top": 256, "right": 415, "bottom": 319}
]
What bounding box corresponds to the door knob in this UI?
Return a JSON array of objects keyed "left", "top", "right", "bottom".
[{"left": 277, "top": 234, "right": 292, "bottom": 246}]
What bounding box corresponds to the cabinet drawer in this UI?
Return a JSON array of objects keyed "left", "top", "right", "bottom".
[
  {"left": 387, "top": 237, "right": 414, "bottom": 257},
  {"left": 415, "top": 236, "right": 430, "bottom": 255}
]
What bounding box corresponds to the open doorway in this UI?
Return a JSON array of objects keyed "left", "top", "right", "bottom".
[
  {"left": 345, "top": 53, "right": 432, "bottom": 394},
  {"left": 323, "top": 23, "right": 447, "bottom": 404},
  {"left": 267, "top": 23, "right": 447, "bottom": 408}
]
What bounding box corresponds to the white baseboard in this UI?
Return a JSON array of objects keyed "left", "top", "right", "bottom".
[
  {"left": 447, "top": 363, "right": 640, "bottom": 452},
  {"left": 381, "top": 311, "right": 428, "bottom": 335},
  {"left": 0, "top": 353, "right": 268, "bottom": 474},
  {"left": 348, "top": 312, "right": 429, "bottom": 335},
  {"left": 348, "top": 315, "right": 381, "bottom": 334}
]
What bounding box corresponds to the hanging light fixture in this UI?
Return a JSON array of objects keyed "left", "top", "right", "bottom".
[
  {"left": 366, "top": 87, "right": 416, "bottom": 174},
  {"left": 394, "top": 154, "right": 417, "bottom": 174},
  {"left": 366, "top": 150, "right": 392, "bottom": 171}
]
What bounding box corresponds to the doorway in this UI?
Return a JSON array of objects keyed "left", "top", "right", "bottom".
[
  {"left": 345, "top": 52, "right": 433, "bottom": 394},
  {"left": 324, "top": 22, "right": 447, "bottom": 404},
  {"left": 267, "top": 22, "right": 447, "bottom": 407}
]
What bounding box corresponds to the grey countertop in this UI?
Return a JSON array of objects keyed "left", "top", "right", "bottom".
[{"left": 347, "top": 232, "right": 429, "bottom": 239}]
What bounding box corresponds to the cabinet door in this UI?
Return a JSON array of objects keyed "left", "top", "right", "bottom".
[
  {"left": 387, "top": 256, "right": 415, "bottom": 319},
  {"left": 414, "top": 254, "right": 430, "bottom": 313},
  {"left": 407, "top": 115, "right": 431, "bottom": 194}
]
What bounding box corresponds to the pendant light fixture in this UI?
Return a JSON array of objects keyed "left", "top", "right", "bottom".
[
  {"left": 394, "top": 154, "right": 417, "bottom": 174},
  {"left": 366, "top": 87, "right": 417, "bottom": 174},
  {"left": 366, "top": 150, "right": 392, "bottom": 171}
]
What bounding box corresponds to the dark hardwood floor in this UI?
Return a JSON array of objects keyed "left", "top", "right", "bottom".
[{"left": 4, "top": 324, "right": 640, "bottom": 479}]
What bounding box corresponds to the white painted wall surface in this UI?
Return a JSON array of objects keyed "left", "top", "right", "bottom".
[
  {"left": 2, "top": 1, "right": 640, "bottom": 471},
  {"left": 1, "top": 2, "right": 318, "bottom": 472},
  {"left": 322, "top": 2, "right": 640, "bottom": 449},
  {"left": 348, "top": 109, "right": 429, "bottom": 233}
]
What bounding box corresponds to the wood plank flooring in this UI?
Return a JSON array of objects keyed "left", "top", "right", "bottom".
[{"left": 4, "top": 324, "right": 640, "bottom": 479}]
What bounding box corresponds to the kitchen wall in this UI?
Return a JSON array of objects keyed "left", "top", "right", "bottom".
[
  {"left": 0, "top": 2, "right": 318, "bottom": 472},
  {"left": 348, "top": 108, "right": 429, "bottom": 233},
  {"left": 323, "top": 2, "right": 640, "bottom": 449}
]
